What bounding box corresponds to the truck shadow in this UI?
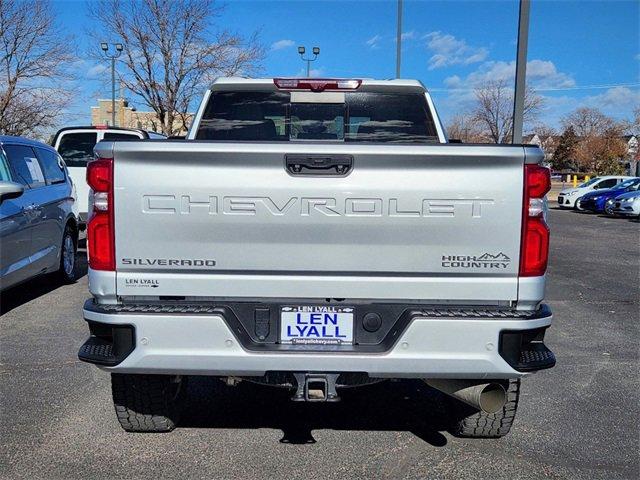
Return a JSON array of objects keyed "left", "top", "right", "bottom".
[
  {"left": 181, "top": 377, "right": 451, "bottom": 447},
  {"left": 0, "top": 239, "right": 88, "bottom": 315}
]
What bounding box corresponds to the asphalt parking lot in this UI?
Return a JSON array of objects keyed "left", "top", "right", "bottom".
[{"left": 0, "top": 208, "right": 638, "bottom": 479}]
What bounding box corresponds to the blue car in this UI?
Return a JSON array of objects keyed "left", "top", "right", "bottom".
[{"left": 578, "top": 177, "right": 640, "bottom": 214}]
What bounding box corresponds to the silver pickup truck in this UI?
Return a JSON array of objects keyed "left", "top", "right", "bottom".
[{"left": 79, "top": 77, "right": 555, "bottom": 438}]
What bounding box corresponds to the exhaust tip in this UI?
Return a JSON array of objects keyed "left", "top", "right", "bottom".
[
  {"left": 424, "top": 379, "right": 509, "bottom": 414},
  {"left": 478, "top": 383, "right": 508, "bottom": 414}
]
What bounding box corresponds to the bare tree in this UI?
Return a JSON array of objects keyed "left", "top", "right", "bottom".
[
  {"left": 561, "top": 107, "right": 628, "bottom": 174},
  {"left": 620, "top": 106, "right": 640, "bottom": 138},
  {"left": 445, "top": 113, "right": 487, "bottom": 143},
  {"left": 631, "top": 108, "right": 640, "bottom": 175},
  {"left": 88, "top": 0, "right": 264, "bottom": 136},
  {"left": 472, "top": 79, "right": 543, "bottom": 144},
  {"left": 561, "top": 107, "right": 616, "bottom": 137},
  {"left": 633, "top": 106, "right": 640, "bottom": 138},
  {"left": 0, "top": 0, "right": 75, "bottom": 137},
  {"left": 529, "top": 123, "right": 558, "bottom": 161},
  {"left": 531, "top": 123, "right": 557, "bottom": 141}
]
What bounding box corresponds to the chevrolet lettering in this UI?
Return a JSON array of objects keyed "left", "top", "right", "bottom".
[{"left": 142, "top": 195, "right": 495, "bottom": 218}]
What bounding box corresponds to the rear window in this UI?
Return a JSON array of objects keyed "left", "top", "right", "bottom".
[
  {"left": 103, "top": 132, "right": 142, "bottom": 141},
  {"left": 57, "top": 132, "right": 97, "bottom": 167},
  {"left": 196, "top": 91, "right": 439, "bottom": 143},
  {"left": 3, "top": 145, "right": 46, "bottom": 188},
  {"left": 35, "top": 148, "right": 66, "bottom": 185}
]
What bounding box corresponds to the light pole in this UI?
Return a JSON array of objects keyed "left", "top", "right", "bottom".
[
  {"left": 100, "top": 42, "right": 124, "bottom": 127},
  {"left": 511, "top": 0, "right": 530, "bottom": 144},
  {"left": 298, "top": 46, "right": 320, "bottom": 77},
  {"left": 396, "top": 0, "right": 403, "bottom": 78}
]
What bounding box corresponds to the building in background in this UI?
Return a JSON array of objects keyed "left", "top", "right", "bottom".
[
  {"left": 90, "top": 98, "right": 193, "bottom": 135},
  {"left": 523, "top": 133, "right": 560, "bottom": 165},
  {"left": 623, "top": 135, "right": 639, "bottom": 176}
]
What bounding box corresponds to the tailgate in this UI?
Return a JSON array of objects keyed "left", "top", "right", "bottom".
[{"left": 106, "top": 141, "right": 532, "bottom": 302}]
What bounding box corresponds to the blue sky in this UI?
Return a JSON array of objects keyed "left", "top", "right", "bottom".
[{"left": 55, "top": 0, "right": 639, "bottom": 130}]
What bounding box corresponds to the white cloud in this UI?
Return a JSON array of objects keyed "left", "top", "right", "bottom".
[
  {"left": 401, "top": 30, "right": 416, "bottom": 41},
  {"left": 443, "top": 59, "right": 576, "bottom": 90},
  {"left": 87, "top": 64, "right": 108, "bottom": 78},
  {"left": 437, "top": 85, "right": 638, "bottom": 131},
  {"left": 364, "top": 31, "right": 417, "bottom": 50},
  {"left": 526, "top": 60, "right": 576, "bottom": 89},
  {"left": 443, "top": 75, "right": 462, "bottom": 88},
  {"left": 534, "top": 87, "right": 640, "bottom": 129},
  {"left": 419, "top": 30, "right": 634, "bottom": 130},
  {"left": 271, "top": 39, "right": 296, "bottom": 51},
  {"left": 424, "top": 31, "right": 488, "bottom": 70},
  {"left": 294, "top": 67, "right": 325, "bottom": 78},
  {"left": 433, "top": 59, "right": 577, "bottom": 129},
  {"left": 459, "top": 61, "right": 513, "bottom": 85},
  {"left": 585, "top": 86, "right": 640, "bottom": 109},
  {"left": 366, "top": 34, "right": 383, "bottom": 49}
]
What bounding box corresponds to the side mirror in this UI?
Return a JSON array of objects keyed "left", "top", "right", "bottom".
[{"left": 0, "top": 181, "right": 24, "bottom": 203}]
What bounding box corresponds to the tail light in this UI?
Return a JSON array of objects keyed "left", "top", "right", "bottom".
[
  {"left": 87, "top": 157, "right": 115, "bottom": 271},
  {"left": 520, "top": 164, "right": 550, "bottom": 277},
  {"left": 273, "top": 78, "right": 361, "bottom": 92}
]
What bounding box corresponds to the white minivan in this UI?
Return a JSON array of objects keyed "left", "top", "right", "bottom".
[{"left": 52, "top": 127, "right": 165, "bottom": 221}]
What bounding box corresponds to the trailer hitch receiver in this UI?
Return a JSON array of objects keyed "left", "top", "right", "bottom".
[{"left": 292, "top": 373, "right": 340, "bottom": 402}]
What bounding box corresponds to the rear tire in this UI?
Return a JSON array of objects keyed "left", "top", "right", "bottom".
[
  {"left": 57, "top": 224, "right": 77, "bottom": 283},
  {"left": 111, "top": 374, "right": 187, "bottom": 432},
  {"left": 448, "top": 379, "right": 520, "bottom": 438}
]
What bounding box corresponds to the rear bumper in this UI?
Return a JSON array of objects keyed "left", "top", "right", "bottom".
[{"left": 80, "top": 300, "right": 554, "bottom": 379}]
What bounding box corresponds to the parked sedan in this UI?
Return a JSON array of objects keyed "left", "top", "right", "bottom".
[
  {"left": 611, "top": 190, "right": 640, "bottom": 218},
  {"left": 557, "top": 175, "right": 633, "bottom": 209},
  {"left": 578, "top": 177, "right": 640, "bottom": 214},
  {"left": 0, "top": 136, "right": 79, "bottom": 291}
]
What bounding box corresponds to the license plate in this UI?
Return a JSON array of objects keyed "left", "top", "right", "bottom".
[{"left": 280, "top": 306, "right": 354, "bottom": 345}]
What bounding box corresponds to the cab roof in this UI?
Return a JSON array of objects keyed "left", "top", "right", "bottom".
[
  {"left": 0, "top": 135, "right": 55, "bottom": 151},
  {"left": 210, "top": 77, "right": 428, "bottom": 94}
]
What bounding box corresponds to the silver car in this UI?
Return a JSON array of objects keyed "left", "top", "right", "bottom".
[
  {"left": 611, "top": 190, "right": 640, "bottom": 218},
  {"left": 0, "top": 136, "right": 79, "bottom": 291}
]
